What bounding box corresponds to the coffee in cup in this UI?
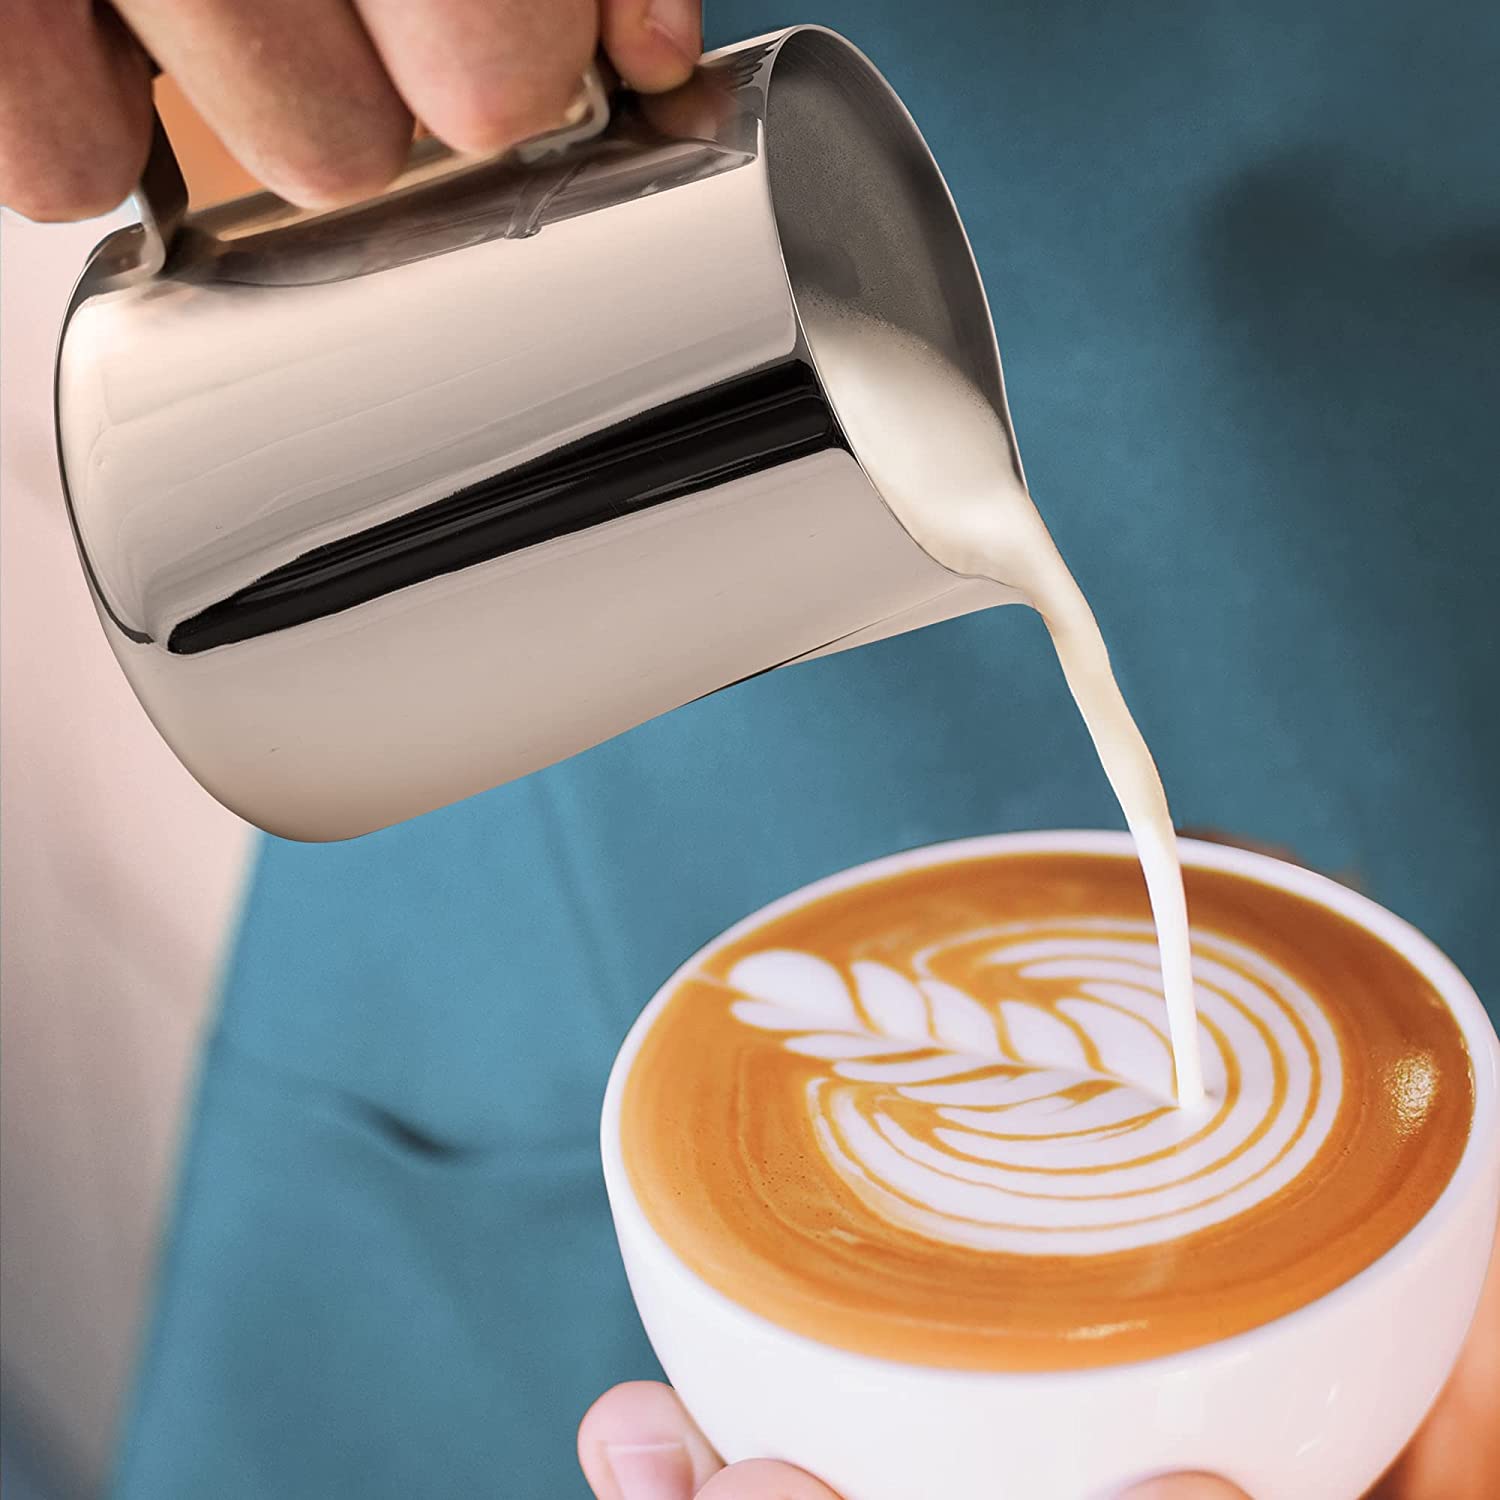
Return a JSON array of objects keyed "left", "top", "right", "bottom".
[{"left": 603, "top": 832, "right": 1499, "bottom": 1499}]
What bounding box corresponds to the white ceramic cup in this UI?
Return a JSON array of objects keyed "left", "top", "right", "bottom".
[{"left": 601, "top": 831, "right": 1500, "bottom": 1500}]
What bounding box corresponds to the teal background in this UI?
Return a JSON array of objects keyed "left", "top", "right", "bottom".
[{"left": 114, "top": 2, "right": 1499, "bottom": 1496}]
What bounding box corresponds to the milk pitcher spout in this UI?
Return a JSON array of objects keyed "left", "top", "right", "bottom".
[{"left": 55, "top": 26, "right": 1025, "bottom": 840}]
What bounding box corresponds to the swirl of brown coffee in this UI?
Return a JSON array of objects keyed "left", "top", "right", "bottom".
[{"left": 620, "top": 847, "right": 1474, "bottom": 1370}]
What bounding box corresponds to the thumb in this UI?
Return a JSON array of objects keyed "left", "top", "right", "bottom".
[
  {"left": 579, "top": 1381, "right": 843, "bottom": 1499},
  {"left": 1122, "top": 1476, "right": 1252, "bottom": 1499},
  {"left": 699, "top": 1459, "right": 842, "bottom": 1498},
  {"left": 579, "top": 1381, "right": 722, "bottom": 1499}
]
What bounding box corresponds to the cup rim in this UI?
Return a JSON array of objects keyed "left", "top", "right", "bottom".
[{"left": 602, "top": 828, "right": 1499, "bottom": 1382}]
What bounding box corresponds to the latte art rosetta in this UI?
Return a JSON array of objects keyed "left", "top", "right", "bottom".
[
  {"left": 725, "top": 921, "right": 1342, "bottom": 1255},
  {"left": 621, "top": 850, "right": 1473, "bottom": 1370}
]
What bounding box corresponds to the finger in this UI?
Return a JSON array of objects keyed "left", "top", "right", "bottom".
[
  {"left": 599, "top": 0, "right": 703, "bottom": 94},
  {"left": 0, "top": 1, "right": 154, "bottom": 220},
  {"left": 114, "top": 0, "right": 412, "bottom": 208},
  {"left": 1120, "top": 1476, "right": 1251, "bottom": 1499},
  {"left": 697, "top": 1459, "right": 843, "bottom": 1499},
  {"left": 353, "top": 0, "right": 595, "bottom": 156},
  {"left": 579, "top": 1381, "right": 723, "bottom": 1499},
  {"left": 153, "top": 74, "right": 264, "bottom": 205}
]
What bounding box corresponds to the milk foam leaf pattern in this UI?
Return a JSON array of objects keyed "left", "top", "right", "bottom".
[
  {"left": 622, "top": 851, "right": 1474, "bottom": 1369},
  {"left": 723, "top": 922, "right": 1343, "bottom": 1256}
]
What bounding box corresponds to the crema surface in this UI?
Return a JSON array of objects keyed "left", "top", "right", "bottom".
[{"left": 622, "top": 850, "right": 1473, "bottom": 1369}]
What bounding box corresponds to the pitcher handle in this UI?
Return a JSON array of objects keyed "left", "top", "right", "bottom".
[{"left": 130, "top": 61, "right": 613, "bottom": 278}]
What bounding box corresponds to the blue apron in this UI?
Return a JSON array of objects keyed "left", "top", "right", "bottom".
[{"left": 114, "top": 1, "right": 1500, "bottom": 1494}]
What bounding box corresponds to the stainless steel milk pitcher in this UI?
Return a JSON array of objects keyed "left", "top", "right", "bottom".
[{"left": 55, "top": 26, "right": 1025, "bottom": 840}]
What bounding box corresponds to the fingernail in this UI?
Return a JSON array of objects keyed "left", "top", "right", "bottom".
[
  {"left": 605, "top": 1440, "right": 695, "bottom": 1500},
  {"left": 645, "top": 0, "right": 702, "bottom": 67}
]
